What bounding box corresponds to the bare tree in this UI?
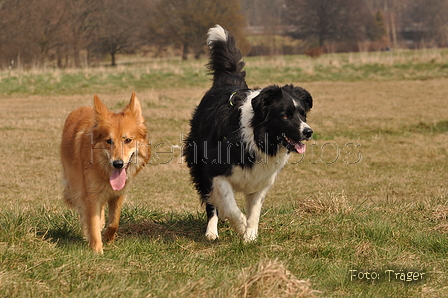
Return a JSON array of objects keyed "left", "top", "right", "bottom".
[
  {"left": 366, "top": 11, "right": 387, "bottom": 42},
  {"left": 92, "top": 0, "right": 150, "bottom": 66},
  {"left": 241, "top": 0, "right": 286, "bottom": 27},
  {"left": 0, "top": 0, "right": 67, "bottom": 68},
  {"left": 150, "top": 0, "right": 247, "bottom": 60},
  {"left": 63, "top": 0, "right": 102, "bottom": 67},
  {"left": 2, "top": 0, "right": 30, "bottom": 67},
  {"left": 363, "top": 0, "right": 418, "bottom": 47},
  {"left": 404, "top": 0, "right": 448, "bottom": 46},
  {"left": 285, "top": 0, "right": 371, "bottom": 48},
  {"left": 32, "top": 0, "right": 67, "bottom": 66},
  {"left": 286, "top": 0, "right": 339, "bottom": 47}
]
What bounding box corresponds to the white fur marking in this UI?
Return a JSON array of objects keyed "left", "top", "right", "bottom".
[
  {"left": 209, "top": 177, "right": 246, "bottom": 235},
  {"left": 205, "top": 213, "right": 219, "bottom": 240},
  {"left": 209, "top": 147, "right": 289, "bottom": 241},
  {"left": 300, "top": 122, "right": 310, "bottom": 129},
  {"left": 207, "top": 25, "right": 227, "bottom": 48},
  {"left": 244, "top": 188, "right": 269, "bottom": 242},
  {"left": 239, "top": 90, "right": 260, "bottom": 154},
  {"left": 300, "top": 121, "right": 311, "bottom": 138},
  {"left": 227, "top": 151, "right": 287, "bottom": 194},
  {"left": 292, "top": 98, "right": 299, "bottom": 108}
]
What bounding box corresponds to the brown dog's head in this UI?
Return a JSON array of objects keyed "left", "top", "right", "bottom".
[{"left": 92, "top": 92, "right": 149, "bottom": 190}]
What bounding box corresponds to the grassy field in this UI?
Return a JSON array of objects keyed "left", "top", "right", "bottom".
[
  {"left": 1, "top": 48, "right": 448, "bottom": 96},
  {"left": 1, "top": 49, "right": 448, "bottom": 297}
]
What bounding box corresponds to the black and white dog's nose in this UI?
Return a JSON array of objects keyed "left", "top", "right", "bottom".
[
  {"left": 113, "top": 159, "right": 124, "bottom": 169},
  {"left": 303, "top": 127, "right": 313, "bottom": 139}
]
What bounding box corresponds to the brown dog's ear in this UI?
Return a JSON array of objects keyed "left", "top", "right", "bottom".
[
  {"left": 93, "top": 95, "right": 110, "bottom": 120},
  {"left": 123, "top": 92, "right": 144, "bottom": 124}
]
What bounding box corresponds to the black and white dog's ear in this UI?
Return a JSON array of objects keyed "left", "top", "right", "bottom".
[
  {"left": 293, "top": 86, "right": 313, "bottom": 112},
  {"left": 251, "top": 86, "right": 282, "bottom": 122}
]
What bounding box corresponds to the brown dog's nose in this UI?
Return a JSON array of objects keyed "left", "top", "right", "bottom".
[{"left": 112, "top": 160, "right": 124, "bottom": 169}]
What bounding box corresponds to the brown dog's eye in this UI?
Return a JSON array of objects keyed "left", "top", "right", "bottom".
[
  {"left": 106, "top": 139, "right": 113, "bottom": 145},
  {"left": 124, "top": 138, "right": 132, "bottom": 144}
]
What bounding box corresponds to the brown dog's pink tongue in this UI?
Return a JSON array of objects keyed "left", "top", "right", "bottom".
[{"left": 110, "top": 169, "right": 126, "bottom": 191}]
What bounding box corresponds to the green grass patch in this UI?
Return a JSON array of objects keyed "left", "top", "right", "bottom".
[
  {"left": 1, "top": 197, "right": 448, "bottom": 297},
  {"left": 410, "top": 120, "right": 448, "bottom": 134},
  {"left": 2, "top": 48, "right": 448, "bottom": 96}
]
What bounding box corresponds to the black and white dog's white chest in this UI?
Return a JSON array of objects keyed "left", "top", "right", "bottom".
[{"left": 225, "top": 148, "right": 289, "bottom": 194}]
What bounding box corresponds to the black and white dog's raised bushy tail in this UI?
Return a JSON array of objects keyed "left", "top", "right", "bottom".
[
  {"left": 206, "top": 25, "right": 248, "bottom": 90},
  {"left": 184, "top": 25, "right": 313, "bottom": 242}
]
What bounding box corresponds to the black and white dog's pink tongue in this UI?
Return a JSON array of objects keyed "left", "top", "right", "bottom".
[
  {"left": 295, "top": 142, "right": 306, "bottom": 154},
  {"left": 110, "top": 169, "right": 126, "bottom": 191}
]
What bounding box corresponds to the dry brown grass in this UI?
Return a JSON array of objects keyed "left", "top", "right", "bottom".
[
  {"left": 231, "top": 259, "right": 319, "bottom": 298},
  {"left": 1, "top": 79, "right": 447, "bottom": 212},
  {"left": 1, "top": 76, "right": 448, "bottom": 297},
  {"left": 170, "top": 259, "right": 319, "bottom": 298},
  {"left": 295, "top": 191, "right": 351, "bottom": 215}
]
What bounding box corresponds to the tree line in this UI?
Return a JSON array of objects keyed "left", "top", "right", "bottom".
[{"left": 0, "top": 0, "right": 447, "bottom": 69}]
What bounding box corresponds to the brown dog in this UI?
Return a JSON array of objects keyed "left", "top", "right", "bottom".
[{"left": 61, "top": 93, "right": 150, "bottom": 253}]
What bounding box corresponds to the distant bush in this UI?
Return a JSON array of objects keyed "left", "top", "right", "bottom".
[
  {"left": 247, "top": 35, "right": 306, "bottom": 56},
  {"left": 304, "top": 47, "right": 323, "bottom": 58}
]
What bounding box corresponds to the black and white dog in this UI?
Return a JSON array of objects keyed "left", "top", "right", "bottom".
[{"left": 184, "top": 25, "right": 313, "bottom": 242}]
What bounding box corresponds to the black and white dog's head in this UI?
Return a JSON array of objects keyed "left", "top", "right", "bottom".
[{"left": 248, "top": 84, "right": 313, "bottom": 155}]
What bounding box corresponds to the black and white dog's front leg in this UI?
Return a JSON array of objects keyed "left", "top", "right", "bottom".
[
  {"left": 243, "top": 187, "right": 270, "bottom": 242},
  {"left": 205, "top": 203, "right": 219, "bottom": 240},
  {"left": 207, "top": 177, "right": 247, "bottom": 240}
]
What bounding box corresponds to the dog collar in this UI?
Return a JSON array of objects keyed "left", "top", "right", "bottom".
[
  {"left": 229, "top": 91, "right": 237, "bottom": 106},
  {"left": 229, "top": 89, "right": 251, "bottom": 106}
]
